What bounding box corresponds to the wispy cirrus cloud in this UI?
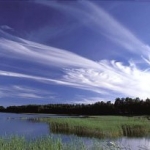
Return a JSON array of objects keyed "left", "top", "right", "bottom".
[
  {"left": 35, "top": 0, "right": 150, "bottom": 56},
  {"left": 63, "top": 60, "right": 150, "bottom": 99},
  {"left": 0, "top": 69, "right": 107, "bottom": 95},
  {"left": 0, "top": 25, "right": 13, "bottom": 31},
  {"left": 77, "top": 1, "right": 150, "bottom": 58},
  {"left": 1, "top": 53, "right": 150, "bottom": 100},
  {"left": 0, "top": 85, "right": 55, "bottom": 99},
  {"left": 69, "top": 95, "right": 112, "bottom": 104},
  {"left": 0, "top": 34, "right": 100, "bottom": 69}
]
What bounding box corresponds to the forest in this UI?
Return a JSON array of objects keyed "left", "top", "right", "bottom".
[{"left": 1, "top": 97, "right": 150, "bottom": 115}]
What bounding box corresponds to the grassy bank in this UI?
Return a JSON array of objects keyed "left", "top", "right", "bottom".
[
  {"left": 0, "top": 136, "right": 81, "bottom": 150},
  {"left": 0, "top": 136, "right": 112, "bottom": 150},
  {"left": 39, "top": 116, "right": 150, "bottom": 138}
]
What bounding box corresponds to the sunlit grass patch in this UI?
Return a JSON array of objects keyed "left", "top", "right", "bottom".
[{"left": 39, "top": 116, "right": 150, "bottom": 138}]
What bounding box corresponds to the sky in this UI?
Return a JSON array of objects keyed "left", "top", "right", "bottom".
[{"left": 1, "top": 0, "right": 150, "bottom": 106}]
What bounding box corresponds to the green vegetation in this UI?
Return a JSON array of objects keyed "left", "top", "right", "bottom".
[
  {"left": 3, "top": 97, "right": 150, "bottom": 115},
  {"left": 39, "top": 116, "right": 150, "bottom": 138},
  {"left": 0, "top": 136, "right": 112, "bottom": 150}
]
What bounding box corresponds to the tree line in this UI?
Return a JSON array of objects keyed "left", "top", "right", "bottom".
[{"left": 1, "top": 97, "right": 150, "bottom": 115}]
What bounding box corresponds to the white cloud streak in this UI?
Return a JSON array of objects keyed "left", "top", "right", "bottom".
[
  {"left": 1, "top": 57, "right": 150, "bottom": 100},
  {"left": 69, "top": 95, "right": 112, "bottom": 104},
  {"left": 63, "top": 60, "right": 150, "bottom": 99},
  {"left": 0, "top": 25, "right": 13, "bottom": 31},
  {"left": 0, "top": 35, "right": 100, "bottom": 69},
  {"left": 0, "top": 70, "right": 107, "bottom": 95},
  {"left": 36, "top": 0, "right": 150, "bottom": 58},
  {"left": 81, "top": 1, "right": 150, "bottom": 56},
  {"left": 0, "top": 85, "right": 55, "bottom": 99}
]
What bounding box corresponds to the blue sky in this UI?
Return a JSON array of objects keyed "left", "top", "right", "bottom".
[{"left": 1, "top": 0, "right": 150, "bottom": 106}]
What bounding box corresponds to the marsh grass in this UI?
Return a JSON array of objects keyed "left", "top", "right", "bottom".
[
  {"left": 0, "top": 136, "right": 105, "bottom": 150},
  {"left": 39, "top": 116, "right": 150, "bottom": 138},
  {"left": 0, "top": 135, "right": 146, "bottom": 150}
]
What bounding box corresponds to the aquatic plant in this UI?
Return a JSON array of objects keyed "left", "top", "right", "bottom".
[
  {"left": 39, "top": 116, "right": 150, "bottom": 138},
  {"left": 0, "top": 136, "right": 103, "bottom": 150},
  {"left": 0, "top": 135, "right": 147, "bottom": 150}
]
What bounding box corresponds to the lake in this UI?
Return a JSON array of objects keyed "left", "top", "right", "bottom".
[{"left": 0, "top": 113, "right": 150, "bottom": 150}]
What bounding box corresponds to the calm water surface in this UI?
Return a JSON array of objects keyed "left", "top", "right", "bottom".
[
  {"left": 0, "top": 113, "right": 150, "bottom": 150},
  {"left": 0, "top": 113, "right": 50, "bottom": 139}
]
